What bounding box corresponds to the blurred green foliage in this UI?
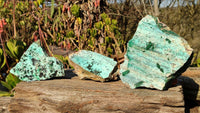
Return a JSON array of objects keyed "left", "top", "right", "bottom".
[
  {"left": 0, "top": 73, "right": 21, "bottom": 97},
  {"left": 0, "top": 0, "right": 122, "bottom": 82},
  {"left": 71, "top": 4, "right": 80, "bottom": 17},
  {"left": 0, "top": 48, "right": 6, "bottom": 70},
  {"left": 0, "top": 0, "right": 200, "bottom": 76},
  {"left": 5, "top": 39, "right": 26, "bottom": 62}
]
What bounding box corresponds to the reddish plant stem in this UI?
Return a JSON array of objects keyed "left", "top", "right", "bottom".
[
  {"left": 31, "top": 11, "right": 53, "bottom": 57},
  {"left": 13, "top": 0, "right": 16, "bottom": 38},
  {"left": 38, "top": 22, "right": 53, "bottom": 57}
]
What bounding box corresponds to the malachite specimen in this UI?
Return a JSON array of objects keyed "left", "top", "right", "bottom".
[
  {"left": 69, "top": 50, "right": 117, "bottom": 82},
  {"left": 120, "top": 15, "right": 193, "bottom": 90},
  {"left": 10, "top": 41, "right": 64, "bottom": 81}
]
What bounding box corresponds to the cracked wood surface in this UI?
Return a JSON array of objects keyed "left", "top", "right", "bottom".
[{"left": 7, "top": 73, "right": 184, "bottom": 113}]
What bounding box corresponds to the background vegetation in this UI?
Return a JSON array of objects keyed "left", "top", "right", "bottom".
[{"left": 0, "top": 0, "right": 199, "bottom": 95}]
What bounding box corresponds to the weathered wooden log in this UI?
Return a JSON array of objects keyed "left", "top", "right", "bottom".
[
  {"left": 182, "top": 67, "right": 200, "bottom": 77},
  {"left": 0, "top": 97, "right": 11, "bottom": 113},
  {"left": 8, "top": 76, "right": 184, "bottom": 113}
]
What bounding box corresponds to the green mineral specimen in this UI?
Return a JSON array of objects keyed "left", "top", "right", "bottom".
[
  {"left": 69, "top": 50, "right": 117, "bottom": 82},
  {"left": 120, "top": 15, "right": 193, "bottom": 90},
  {"left": 10, "top": 41, "right": 64, "bottom": 81}
]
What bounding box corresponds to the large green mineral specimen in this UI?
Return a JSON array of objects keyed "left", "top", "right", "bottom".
[
  {"left": 69, "top": 50, "right": 118, "bottom": 82},
  {"left": 120, "top": 15, "right": 193, "bottom": 90},
  {"left": 10, "top": 41, "right": 64, "bottom": 81}
]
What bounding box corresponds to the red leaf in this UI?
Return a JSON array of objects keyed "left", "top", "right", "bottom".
[
  {"left": 55, "top": 27, "right": 58, "bottom": 32},
  {"left": 97, "top": 0, "right": 100, "bottom": 6},
  {"left": 34, "top": 35, "right": 38, "bottom": 42},
  {"left": 61, "top": 43, "right": 64, "bottom": 49},
  {"left": 2, "top": 19, "right": 6, "bottom": 25},
  {"left": 67, "top": 7, "right": 70, "bottom": 12},
  {"left": 95, "top": 1, "right": 97, "bottom": 7},
  {"left": 67, "top": 42, "right": 71, "bottom": 49},
  {"left": 0, "top": 20, "right": 3, "bottom": 28},
  {"left": 0, "top": 29, "right": 3, "bottom": 33},
  {"left": 62, "top": 4, "right": 66, "bottom": 12}
]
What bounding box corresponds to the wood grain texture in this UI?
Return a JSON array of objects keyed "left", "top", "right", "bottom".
[
  {"left": 0, "top": 97, "right": 11, "bottom": 113},
  {"left": 8, "top": 75, "right": 184, "bottom": 113}
]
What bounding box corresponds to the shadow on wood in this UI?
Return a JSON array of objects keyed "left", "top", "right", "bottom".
[
  {"left": 178, "top": 76, "right": 200, "bottom": 113},
  {"left": 47, "top": 69, "right": 77, "bottom": 80}
]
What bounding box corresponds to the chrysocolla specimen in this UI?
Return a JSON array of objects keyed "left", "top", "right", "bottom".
[
  {"left": 10, "top": 41, "right": 65, "bottom": 81},
  {"left": 120, "top": 15, "right": 193, "bottom": 90},
  {"left": 69, "top": 50, "right": 118, "bottom": 82}
]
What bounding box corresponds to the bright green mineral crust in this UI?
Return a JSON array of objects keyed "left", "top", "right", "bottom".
[
  {"left": 120, "top": 15, "right": 193, "bottom": 90},
  {"left": 10, "top": 41, "right": 64, "bottom": 81},
  {"left": 69, "top": 50, "right": 117, "bottom": 79}
]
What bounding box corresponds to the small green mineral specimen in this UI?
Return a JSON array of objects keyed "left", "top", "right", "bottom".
[
  {"left": 10, "top": 41, "right": 64, "bottom": 81},
  {"left": 69, "top": 50, "right": 117, "bottom": 82},
  {"left": 120, "top": 15, "right": 193, "bottom": 90}
]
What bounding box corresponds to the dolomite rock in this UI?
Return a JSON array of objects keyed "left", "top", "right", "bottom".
[
  {"left": 10, "top": 41, "right": 64, "bottom": 81},
  {"left": 120, "top": 15, "right": 193, "bottom": 90}
]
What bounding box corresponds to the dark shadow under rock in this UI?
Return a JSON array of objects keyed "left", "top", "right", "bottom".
[
  {"left": 177, "top": 76, "right": 200, "bottom": 113},
  {"left": 48, "top": 69, "right": 77, "bottom": 80}
]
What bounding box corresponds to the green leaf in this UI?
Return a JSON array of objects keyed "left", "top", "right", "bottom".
[
  {"left": 1, "top": 81, "right": 12, "bottom": 91},
  {"left": 197, "top": 57, "right": 200, "bottom": 67},
  {"left": 51, "top": 0, "right": 55, "bottom": 18},
  {"left": 0, "top": 73, "right": 20, "bottom": 92},
  {"left": 6, "top": 39, "right": 18, "bottom": 59},
  {"left": 66, "top": 30, "right": 75, "bottom": 38},
  {"left": 0, "top": 48, "right": 6, "bottom": 69},
  {"left": 6, "top": 73, "right": 20, "bottom": 89},
  {"left": 100, "top": 13, "right": 108, "bottom": 20},
  {"left": 88, "top": 38, "right": 94, "bottom": 47},
  {"left": 58, "top": 6, "right": 61, "bottom": 17},
  {"left": 5, "top": 39, "right": 26, "bottom": 60},
  {"left": 112, "top": 19, "right": 117, "bottom": 25},
  {"left": 88, "top": 28, "right": 97, "bottom": 37},
  {"left": 0, "top": 0, "right": 5, "bottom": 7},
  {"left": 107, "top": 47, "right": 113, "bottom": 54},
  {"left": 33, "top": 1, "right": 38, "bottom": 7},
  {"left": 105, "top": 18, "right": 111, "bottom": 25},
  {"left": 105, "top": 37, "right": 111, "bottom": 43},
  {"left": 0, "top": 91, "right": 11, "bottom": 97},
  {"left": 54, "top": 54, "right": 68, "bottom": 63},
  {"left": 44, "top": 10, "right": 48, "bottom": 25},
  {"left": 19, "top": 20, "right": 25, "bottom": 26},
  {"left": 57, "top": 33, "right": 61, "bottom": 38},
  {"left": 95, "top": 21, "right": 103, "bottom": 30},
  {"left": 71, "top": 4, "right": 80, "bottom": 17},
  {"left": 76, "top": 17, "right": 82, "bottom": 24},
  {"left": 37, "top": 0, "right": 44, "bottom": 6}
]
